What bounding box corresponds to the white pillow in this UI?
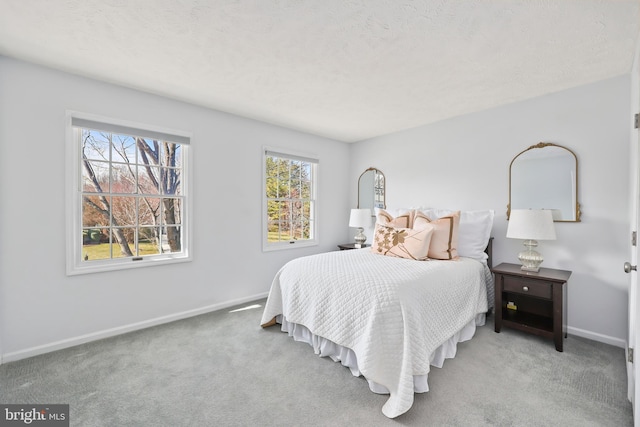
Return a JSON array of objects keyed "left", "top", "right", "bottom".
[{"left": 416, "top": 208, "right": 494, "bottom": 261}]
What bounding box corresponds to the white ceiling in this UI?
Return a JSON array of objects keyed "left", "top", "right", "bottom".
[{"left": 1, "top": 1, "right": 639, "bottom": 142}]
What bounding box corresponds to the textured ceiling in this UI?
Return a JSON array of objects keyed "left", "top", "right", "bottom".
[{"left": 0, "top": 0, "right": 639, "bottom": 142}]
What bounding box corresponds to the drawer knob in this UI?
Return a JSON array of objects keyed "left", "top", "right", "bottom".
[{"left": 522, "top": 286, "right": 529, "bottom": 292}]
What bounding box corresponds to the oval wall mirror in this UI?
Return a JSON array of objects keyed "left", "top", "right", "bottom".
[
  {"left": 358, "top": 167, "right": 385, "bottom": 211},
  {"left": 508, "top": 142, "right": 580, "bottom": 222}
]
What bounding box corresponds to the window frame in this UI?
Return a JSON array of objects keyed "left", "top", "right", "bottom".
[
  {"left": 65, "top": 111, "right": 192, "bottom": 275},
  {"left": 262, "top": 147, "right": 318, "bottom": 251}
]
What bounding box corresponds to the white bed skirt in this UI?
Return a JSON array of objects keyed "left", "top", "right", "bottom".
[{"left": 276, "top": 313, "right": 486, "bottom": 395}]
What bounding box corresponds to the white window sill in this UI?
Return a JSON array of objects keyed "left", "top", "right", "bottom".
[
  {"left": 67, "top": 254, "right": 192, "bottom": 276},
  {"left": 262, "top": 240, "right": 318, "bottom": 252}
]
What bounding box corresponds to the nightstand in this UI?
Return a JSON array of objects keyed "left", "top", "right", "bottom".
[
  {"left": 337, "top": 243, "right": 369, "bottom": 250},
  {"left": 492, "top": 262, "right": 572, "bottom": 352}
]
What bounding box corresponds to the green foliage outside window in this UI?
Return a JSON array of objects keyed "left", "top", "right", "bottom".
[{"left": 265, "top": 155, "right": 314, "bottom": 243}]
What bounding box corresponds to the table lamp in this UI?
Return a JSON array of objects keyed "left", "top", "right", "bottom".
[
  {"left": 349, "top": 208, "right": 372, "bottom": 248},
  {"left": 507, "top": 209, "right": 556, "bottom": 272}
]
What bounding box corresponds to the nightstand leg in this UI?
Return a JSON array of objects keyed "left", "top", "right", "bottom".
[
  {"left": 565, "top": 284, "right": 568, "bottom": 338},
  {"left": 553, "top": 282, "right": 563, "bottom": 352},
  {"left": 494, "top": 275, "right": 502, "bottom": 333},
  {"left": 555, "top": 340, "right": 563, "bottom": 352}
]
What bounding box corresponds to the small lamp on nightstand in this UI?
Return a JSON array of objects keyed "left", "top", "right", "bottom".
[
  {"left": 349, "top": 208, "right": 372, "bottom": 248},
  {"left": 507, "top": 209, "right": 556, "bottom": 272}
]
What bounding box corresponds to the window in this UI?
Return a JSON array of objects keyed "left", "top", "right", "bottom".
[
  {"left": 263, "top": 148, "right": 318, "bottom": 250},
  {"left": 66, "top": 114, "right": 191, "bottom": 275}
]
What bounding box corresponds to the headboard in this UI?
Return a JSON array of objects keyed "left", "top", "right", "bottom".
[{"left": 485, "top": 237, "right": 494, "bottom": 269}]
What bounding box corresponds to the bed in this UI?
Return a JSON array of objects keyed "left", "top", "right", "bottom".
[{"left": 260, "top": 208, "right": 494, "bottom": 418}]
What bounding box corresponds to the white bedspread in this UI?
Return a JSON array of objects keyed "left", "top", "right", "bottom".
[{"left": 260, "top": 248, "right": 489, "bottom": 418}]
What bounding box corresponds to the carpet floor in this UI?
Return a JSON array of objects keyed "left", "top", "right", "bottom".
[{"left": 0, "top": 299, "right": 633, "bottom": 426}]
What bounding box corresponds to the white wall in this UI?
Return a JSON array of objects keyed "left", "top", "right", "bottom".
[
  {"left": 0, "top": 56, "right": 350, "bottom": 361},
  {"left": 0, "top": 54, "right": 632, "bottom": 361},
  {"left": 350, "top": 75, "right": 632, "bottom": 346}
]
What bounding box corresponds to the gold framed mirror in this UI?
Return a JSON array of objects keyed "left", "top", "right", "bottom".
[
  {"left": 358, "top": 167, "right": 385, "bottom": 210},
  {"left": 508, "top": 142, "right": 580, "bottom": 222}
]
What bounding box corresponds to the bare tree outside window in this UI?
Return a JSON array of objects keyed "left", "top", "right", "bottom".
[{"left": 80, "top": 129, "right": 183, "bottom": 261}]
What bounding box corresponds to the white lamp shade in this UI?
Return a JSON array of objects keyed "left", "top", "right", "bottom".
[
  {"left": 349, "top": 209, "right": 372, "bottom": 228},
  {"left": 507, "top": 209, "right": 556, "bottom": 240}
]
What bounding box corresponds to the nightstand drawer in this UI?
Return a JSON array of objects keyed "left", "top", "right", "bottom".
[{"left": 502, "top": 276, "right": 551, "bottom": 299}]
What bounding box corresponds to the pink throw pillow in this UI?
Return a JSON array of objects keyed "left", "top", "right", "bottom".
[
  {"left": 415, "top": 211, "right": 460, "bottom": 260},
  {"left": 375, "top": 209, "right": 413, "bottom": 229},
  {"left": 371, "top": 221, "right": 434, "bottom": 261}
]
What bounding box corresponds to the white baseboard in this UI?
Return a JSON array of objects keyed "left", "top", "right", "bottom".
[
  {"left": 567, "top": 326, "right": 626, "bottom": 349},
  {"left": 1, "top": 292, "right": 269, "bottom": 364},
  {"left": 1, "top": 297, "right": 625, "bottom": 365}
]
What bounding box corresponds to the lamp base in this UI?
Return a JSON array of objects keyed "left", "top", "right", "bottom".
[
  {"left": 518, "top": 239, "right": 543, "bottom": 272},
  {"left": 354, "top": 227, "right": 366, "bottom": 248}
]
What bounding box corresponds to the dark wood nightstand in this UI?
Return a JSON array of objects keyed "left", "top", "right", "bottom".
[
  {"left": 337, "top": 243, "right": 369, "bottom": 250},
  {"left": 492, "top": 262, "right": 572, "bottom": 352}
]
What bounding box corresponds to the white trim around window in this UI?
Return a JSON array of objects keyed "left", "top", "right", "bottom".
[
  {"left": 262, "top": 146, "right": 318, "bottom": 251},
  {"left": 65, "top": 111, "right": 193, "bottom": 275}
]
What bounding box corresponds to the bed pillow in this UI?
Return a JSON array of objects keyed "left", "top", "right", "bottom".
[
  {"left": 414, "top": 211, "right": 460, "bottom": 260},
  {"left": 371, "top": 221, "right": 434, "bottom": 261},
  {"left": 418, "top": 208, "right": 493, "bottom": 261},
  {"left": 375, "top": 208, "right": 413, "bottom": 228}
]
